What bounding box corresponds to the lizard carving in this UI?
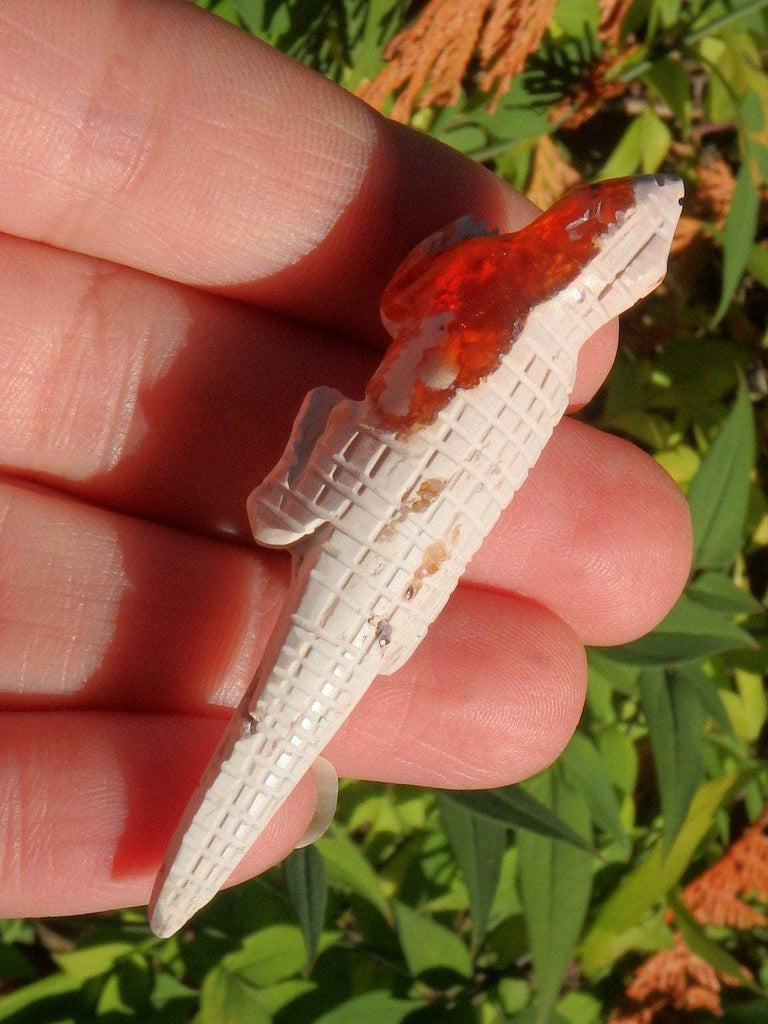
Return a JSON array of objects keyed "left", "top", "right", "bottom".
[{"left": 149, "top": 174, "right": 683, "bottom": 937}]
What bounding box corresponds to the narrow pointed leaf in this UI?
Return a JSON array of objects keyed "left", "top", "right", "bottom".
[
  {"left": 560, "top": 732, "right": 628, "bottom": 851},
  {"left": 518, "top": 771, "right": 593, "bottom": 1024},
  {"left": 580, "top": 775, "right": 738, "bottom": 974},
  {"left": 670, "top": 894, "right": 754, "bottom": 985},
  {"left": 282, "top": 847, "right": 327, "bottom": 970},
  {"left": 713, "top": 158, "right": 761, "bottom": 323},
  {"left": 687, "top": 571, "right": 763, "bottom": 615},
  {"left": 639, "top": 669, "right": 704, "bottom": 850},
  {"left": 437, "top": 793, "right": 506, "bottom": 950},
  {"left": 676, "top": 664, "right": 733, "bottom": 733},
  {"left": 603, "top": 592, "right": 756, "bottom": 666},
  {"left": 444, "top": 785, "right": 594, "bottom": 852},
  {"left": 687, "top": 380, "right": 755, "bottom": 570}
]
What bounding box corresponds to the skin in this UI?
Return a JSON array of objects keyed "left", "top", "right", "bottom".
[{"left": 0, "top": 0, "right": 692, "bottom": 919}]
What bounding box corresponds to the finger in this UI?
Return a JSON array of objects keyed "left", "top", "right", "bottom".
[
  {"left": 0, "top": 480, "right": 584, "bottom": 723},
  {"left": 0, "top": 712, "right": 316, "bottom": 917},
  {"left": 4, "top": 239, "right": 623, "bottom": 547},
  {"left": 0, "top": 591, "right": 584, "bottom": 917},
  {"left": 0, "top": 0, "right": 617, "bottom": 401},
  {"left": 0, "top": 1, "right": 509, "bottom": 330},
  {"left": 468, "top": 418, "right": 693, "bottom": 645},
  {"left": 326, "top": 589, "right": 586, "bottom": 787},
  {"left": 0, "top": 428, "right": 686, "bottom": 714},
  {"left": 0, "top": 235, "right": 377, "bottom": 538}
]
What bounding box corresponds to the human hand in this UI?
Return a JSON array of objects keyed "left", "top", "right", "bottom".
[{"left": 0, "top": 0, "right": 691, "bottom": 919}]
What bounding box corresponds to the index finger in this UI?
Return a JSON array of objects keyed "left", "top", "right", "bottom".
[{"left": 0, "top": 0, "right": 616, "bottom": 392}]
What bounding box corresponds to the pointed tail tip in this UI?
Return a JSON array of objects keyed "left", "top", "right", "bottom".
[{"left": 148, "top": 901, "right": 180, "bottom": 940}]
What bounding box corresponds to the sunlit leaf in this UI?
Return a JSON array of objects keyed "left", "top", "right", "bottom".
[
  {"left": 444, "top": 786, "right": 594, "bottom": 852},
  {"left": 283, "top": 846, "right": 327, "bottom": 970},
  {"left": 599, "top": 108, "right": 671, "bottom": 178},
  {"left": 687, "top": 571, "right": 763, "bottom": 615},
  {"left": 560, "top": 733, "right": 628, "bottom": 852},
  {"left": 639, "top": 669, "right": 704, "bottom": 850},
  {"left": 314, "top": 991, "right": 422, "bottom": 1024},
  {"left": 437, "top": 794, "right": 506, "bottom": 950},
  {"left": 580, "top": 775, "right": 739, "bottom": 974},
  {"left": 393, "top": 902, "right": 473, "bottom": 980},
  {"left": 643, "top": 55, "right": 691, "bottom": 123},
  {"left": 712, "top": 158, "right": 760, "bottom": 323},
  {"left": 687, "top": 380, "right": 755, "bottom": 570},
  {"left": 676, "top": 663, "right": 733, "bottom": 733},
  {"left": 669, "top": 893, "right": 753, "bottom": 984},
  {"left": 315, "top": 828, "right": 390, "bottom": 920},
  {"left": 602, "top": 592, "right": 756, "bottom": 666},
  {"left": 53, "top": 941, "right": 135, "bottom": 982},
  {"left": 518, "top": 770, "right": 593, "bottom": 1024}
]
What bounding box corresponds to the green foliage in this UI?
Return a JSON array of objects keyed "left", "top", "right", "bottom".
[{"left": 2, "top": 1, "right": 767, "bottom": 1021}]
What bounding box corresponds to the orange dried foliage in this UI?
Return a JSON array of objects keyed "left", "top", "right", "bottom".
[
  {"left": 526, "top": 135, "right": 581, "bottom": 209},
  {"left": 613, "top": 933, "right": 742, "bottom": 1023},
  {"left": 599, "top": 0, "right": 635, "bottom": 46},
  {"left": 679, "top": 803, "right": 768, "bottom": 929},
  {"left": 476, "top": 0, "right": 558, "bottom": 111},
  {"left": 671, "top": 155, "right": 736, "bottom": 255},
  {"left": 356, "top": 0, "right": 557, "bottom": 122},
  {"left": 551, "top": 0, "right": 639, "bottom": 129},
  {"left": 696, "top": 155, "right": 737, "bottom": 226},
  {"left": 552, "top": 46, "right": 637, "bottom": 130},
  {"left": 612, "top": 804, "right": 768, "bottom": 1023}
]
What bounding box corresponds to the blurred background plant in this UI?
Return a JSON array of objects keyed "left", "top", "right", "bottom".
[{"left": 1, "top": 1, "right": 767, "bottom": 1022}]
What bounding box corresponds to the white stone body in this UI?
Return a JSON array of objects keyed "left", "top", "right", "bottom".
[{"left": 149, "top": 175, "right": 683, "bottom": 937}]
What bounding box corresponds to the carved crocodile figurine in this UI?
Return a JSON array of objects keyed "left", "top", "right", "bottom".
[{"left": 149, "top": 174, "right": 683, "bottom": 937}]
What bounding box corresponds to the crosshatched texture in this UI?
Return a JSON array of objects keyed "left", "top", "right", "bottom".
[{"left": 149, "top": 175, "right": 684, "bottom": 938}]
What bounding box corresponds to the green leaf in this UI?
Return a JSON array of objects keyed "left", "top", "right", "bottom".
[
  {"left": 669, "top": 893, "right": 753, "bottom": 985},
  {"left": 518, "top": 771, "right": 593, "bottom": 1024},
  {"left": 315, "top": 828, "right": 390, "bottom": 920},
  {"left": 599, "top": 115, "right": 644, "bottom": 178},
  {"left": 579, "top": 774, "right": 739, "bottom": 974},
  {"left": 722, "top": 665, "right": 768, "bottom": 741},
  {"left": 282, "top": 846, "right": 327, "bottom": 969},
  {"left": 198, "top": 925, "right": 315, "bottom": 1023},
  {"left": 688, "top": 571, "right": 763, "bottom": 615},
  {"left": 713, "top": 158, "right": 761, "bottom": 322},
  {"left": 595, "top": 728, "right": 639, "bottom": 795},
  {"left": 443, "top": 786, "right": 594, "bottom": 853},
  {"left": 53, "top": 941, "right": 135, "bottom": 981},
  {"left": 0, "top": 971, "right": 81, "bottom": 1022},
  {"left": 639, "top": 669, "right": 704, "bottom": 850},
  {"left": 560, "top": 733, "right": 629, "bottom": 852},
  {"left": 233, "top": 924, "right": 307, "bottom": 985},
  {"left": 200, "top": 966, "right": 270, "bottom": 1024},
  {"left": 393, "top": 902, "right": 473, "bottom": 980},
  {"left": 555, "top": 990, "right": 603, "bottom": 1024},
  {"left": 687, "top": 380, "right": 756, "bottom": 570},
  {"left": 676, "top": 664, "right": 733, "bottom": 733},
  {"left": 603, "top": 592, "right": 756, "bottom": 666},
  {"left": 437, "top": 793, "right": 506, "bottom": 951},
  {"left": 599, "top": 108, "right": 671, "bottom": 178},
  {"left": 0, "top": 940, "right": 37, "bottom": 983},
  {"left": 313, "top": 991, "right": 421, "bottom": 1024},
  {"left": 643, "top": 55, "right": 691, "bottom": 123}
]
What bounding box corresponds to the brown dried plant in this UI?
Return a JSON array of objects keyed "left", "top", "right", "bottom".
[
  {"left": 672, "top": 155, "right": 736, "bottom": 254},
  {"left": 552, "top": 0, "right": 639, "bottom": 129},
  {"left": 525, "top": 134, "right": 581, "bottom": 209},
  {"left": 612, "top": 804, "right": 768, "bottom": 1022},
  {"left": 356, "top": 0, "right": 557, "bottom": 122}
]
